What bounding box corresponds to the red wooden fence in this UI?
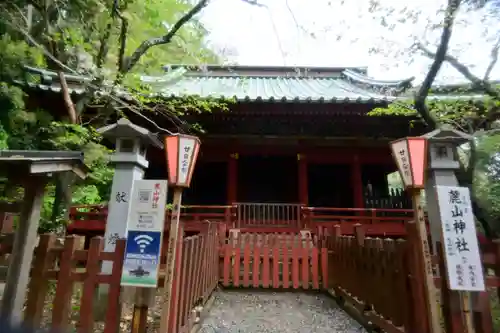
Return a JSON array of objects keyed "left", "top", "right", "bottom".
[
  {"left": 0, "top": 223, "right": 220, "bottom": 333},
  {"left": 1, "top": 234, "right": 125, "bottom": 333},
  {"left": 2, "top": 219, "right": 500, "bottom": 333},
  {"left": 305, "top": 207, "right": 414, "bottom": 236},
  {"left": 67, "top": 204, "right": 416, "bottom": 237},
  {"left": 323, "top": 223, "right": 500, "bottom": 333},
  {"left": 168, "top": 222, "right": 219, "bottom": 333},
  {"left": 220, "top": 232, "right": 327, "bottom": 289},
  {"left": 324, "top": 225, "right": 416, "bottom": 333}
]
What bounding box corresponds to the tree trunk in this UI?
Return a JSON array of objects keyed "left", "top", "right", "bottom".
[{"left": 50, "top": 72, "right": 79, "bottom": 231}]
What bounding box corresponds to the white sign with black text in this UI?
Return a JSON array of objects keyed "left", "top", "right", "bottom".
[
  {"left": 121, "top": 179, "right": 168, "bottom": 287},
  {"left": 177, "top": 137, "right": 195, "bottom": 185},
  {"left": 391, "top": 140, "right": 413, "bottom": 188},
  {"left": 436, "top": 185, "right": 485, "bottom": 291},
  {"left": 127, "top": 180, "right": 168, "bottom": 231}
]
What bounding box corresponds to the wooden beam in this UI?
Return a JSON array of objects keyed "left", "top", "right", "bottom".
[
  {"left": 227, "top": 153, "right": 238, "bottom": 204},
  {"left": 1, "top": 176, "right": 47, "bottom": 325},
  {"left": 0, "top": 202, "right": 22, "bottom": 213}
]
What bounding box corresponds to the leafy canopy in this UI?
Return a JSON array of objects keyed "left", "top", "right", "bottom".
[{"left": 0, "top": 0, "right": 225, "bottom": 232}]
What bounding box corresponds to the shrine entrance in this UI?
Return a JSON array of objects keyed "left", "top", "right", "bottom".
[
  {"left": 237, "top": 154, "right": 298, "bottom": 203},
  {"left": 308, "top": 163, "right": 353, "bottom": 208}
]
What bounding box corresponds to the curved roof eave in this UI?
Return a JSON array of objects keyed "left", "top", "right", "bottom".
[{"left": 342, "top": 69, "right": 415, "bottom": 89}]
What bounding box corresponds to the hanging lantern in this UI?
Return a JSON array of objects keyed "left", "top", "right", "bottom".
[
  {"left": 390, "top": 137, "right": 428, "bottom": 189},
  {"left": 164, "top": 134, "right": 201, "bottom": 188}
]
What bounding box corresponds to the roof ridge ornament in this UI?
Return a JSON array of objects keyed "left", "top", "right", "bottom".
[{"left": 342, "top": 68, "right": 415, "bottom": 88}]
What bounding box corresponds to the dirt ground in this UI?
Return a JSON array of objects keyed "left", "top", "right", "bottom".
[{"left": 199, "top": 290, "right": 367, "bottom": 333}]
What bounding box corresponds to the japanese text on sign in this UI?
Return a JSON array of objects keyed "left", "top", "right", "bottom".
[
  {"left": 391, "top": 140, "right": 412, "bottom": 187},
  {"left": 436, "top": 185, "right": 485, "bottom": 291},
  {"left": 121, "top": 180, "right": 168, "bottom": 288},
  {"left": 177, "top": 137, "right": 195, "bottom": 185},
  {"left": 115, "top": 191, "right": 127, "bottom": 203}
]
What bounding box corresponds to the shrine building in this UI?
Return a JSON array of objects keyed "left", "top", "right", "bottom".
[{"left": 23, "top": 65, "right": 447, "bottom": 236}]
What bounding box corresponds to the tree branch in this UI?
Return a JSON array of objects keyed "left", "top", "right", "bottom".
[
  {"left": 24, "top": 0, "right": 43, "bottom": 13},
  {"left": 96, "top": 0, "right": 122, "bottom": 70},
  {"left": 116, "top": 10, "right": 129, "bottom": 73},
  {"left": 241, "top": 0, "right": 267, "bottom": 7},
  {"left": 484, "top": 34, "right": 500, "bottom": 81},
  {"left": 58, "top": 71, "right": 77, "bottom": 123},
  {"left": 413, "top": 0, "right": 461, "bottom": 130},
  {"left": 418, "top": 43, "right": 500, "bottom": 100},
  {"left": 122, "top": 0, "right": 209, "bottom": 74},
  {"left": 3, "top": 18, "right": 76, "bottom": 73}
]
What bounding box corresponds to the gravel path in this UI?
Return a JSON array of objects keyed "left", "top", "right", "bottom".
[{"left": 199, "top": 290, "right": 367, "bottom": 333}]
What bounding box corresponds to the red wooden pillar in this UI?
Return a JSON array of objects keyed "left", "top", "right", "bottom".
[
  {"left": 298, "top": 154, "right": 308, "bottom": 205},
  {"left": 227, "top": 153, "right": 238, "bottom": 204},
  {"left": 352, "top": 154, "right": 363, "bottom": 208}
]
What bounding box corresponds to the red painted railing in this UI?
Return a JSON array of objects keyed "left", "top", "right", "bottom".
[
  {"left": 68, "top": 204, "right": 234, "bottom": 233},
  {"left": 221, "top": 231, "right": 326, "bottom": 289},
  {"left": 67, "top": 203, "right": 417, "bottom": 237},
  {"left": 234, "top": 202, "right": 302, "bottom": 229},
  {"left": 302, "top": 206, "right": 414, "bottom": 237}
]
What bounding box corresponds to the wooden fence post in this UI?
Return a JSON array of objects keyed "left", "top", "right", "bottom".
[
  {"left": 51, "top": 236, "right": 81, "bottom": 332},
  {"left": 164, "top": 224, "right": 184, "bottom": 333},
  {"left": 78, "top": 237, "right": 104, "bottom": 333},
  {"left": 24, "top": 234, "right": 56, "bottom": 327},
  {"left": 471, "top": 291, "right": 494, "bottom": 333},
  {"left": 353, "top": 224, "right": 365, "bottom": 302},
  {"left": 404, "top": 222, "right": 430, "bottom": 333},
  {"left": 103, "top": 238, "right": 126, "bottom": 333},
  {"left": 327, "top": 225, "right": 341, "bottom": 289},
  {"left": 319, "top": 228, "right": 329, "bottom": 289},
  {"left": 210, "top": 223, "right": 219, "bottom": 292},
  {"left": 437, "top": 243, "right": 466, "bottom": 333},
  {"left": 394, "top": 239, "right": 412, "bottom": 331},
  {"left": 472, "top": 238, "right": 500, "bottom": 333}
]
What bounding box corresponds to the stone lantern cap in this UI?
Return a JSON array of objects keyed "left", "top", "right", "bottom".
[
  {"left": 0, "top": 150, "right": 89, "bottom": 179},
  {"left": 97, "top": 118, "right": 164, "bottom": 149},
  {"left": 420, "top": 125, "right": 473, "bottom": 145}
]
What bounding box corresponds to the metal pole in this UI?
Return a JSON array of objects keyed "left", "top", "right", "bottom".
[
  {"left": 131, "top": 304, "right": 148, "bottom": 333},
  {"left": 411, "top": 189, "right": 442, "bottom": 333},
  {"left": 160, "top": 188, "right": 182, "bottom": 333},
  {"left": 130, "top": 285, "right": 155, "bottom": 333},
  {"left": 462, "top": 292, "right": 475, "bottom": 333}
]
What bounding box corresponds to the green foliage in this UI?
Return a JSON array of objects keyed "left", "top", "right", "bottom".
[
  {"left": 0, "top": 0, "right": 227, "bottom": 233},
  {"left": 0, "top": 35, "right": 45, "bottom": 79},
  {"left": 118, "top": 0, "right": 219, "bottom": 73},
  {"left": 0, "top": 83, "right": 112, "bottom": 232},
  {"left": 369, "top": 96, "right": 499, "bottom": 130},
  {"left": 373, "top": 95, "right": 500, "bottom": 235},
  {"left": 474, "top": 133, "right": 500, "bottom": 232}
]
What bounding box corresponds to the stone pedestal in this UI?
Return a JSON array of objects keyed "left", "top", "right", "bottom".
[
  {"left": 421, "top": 126, "right": 471, "bottom": 251},
  {"left": 94, "top": 118, "right": 163, "bottom": 318}
]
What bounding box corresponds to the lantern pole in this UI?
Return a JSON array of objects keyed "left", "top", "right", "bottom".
[
  {"left": 390, "top": 137, "right": 441, "bottom": 333},
  {"left": 160, "top": 187, "right": 183, "bottom": 333},
  {"left": 410, "top": 186, "right": 442, "bottom": 333},
  {"left": 160, "top": 134, "right": 200, "bottom": 333},
  {"left": 422, "top": 127, "right": 481, "bottom": 333}
]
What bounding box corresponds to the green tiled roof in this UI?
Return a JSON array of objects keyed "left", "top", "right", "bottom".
[
  {"left": 144, "top": 75, "right": 393, "bottom": 103},
  {"left": 21, "top": 65, "right": 417, "bottom": 103},
  {"left": 141, "top": 65, "right": 414, "bottom": 103}
]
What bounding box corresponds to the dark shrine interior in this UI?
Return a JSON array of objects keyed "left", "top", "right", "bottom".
[
  {"left": 307, "top": 164, "right": 353, "bottom": 208},
  {"left": 145, "top": 154, "right": 393, "bottom": 207},
  {"left": 237, "top": 155, "right": 298, "bottom": 203},
  {"left": 183, "top": 161, "right": 228, "bottom": 205}
]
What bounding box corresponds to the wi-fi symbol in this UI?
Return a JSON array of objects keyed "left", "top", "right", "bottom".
[{"left": 134, "top": 234, "right": 154, "bottom": 253}]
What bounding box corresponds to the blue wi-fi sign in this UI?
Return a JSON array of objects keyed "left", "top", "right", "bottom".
[
  {"left": 121, "top": 230, "right": 162, "bottom": 287},
  {"left": 125, "top": 230, "right": 161, "bottom": 256}
]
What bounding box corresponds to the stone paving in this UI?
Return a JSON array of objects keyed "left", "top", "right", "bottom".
[{"left": 199, "top": 290, "right": 367, "bottom": 333}]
